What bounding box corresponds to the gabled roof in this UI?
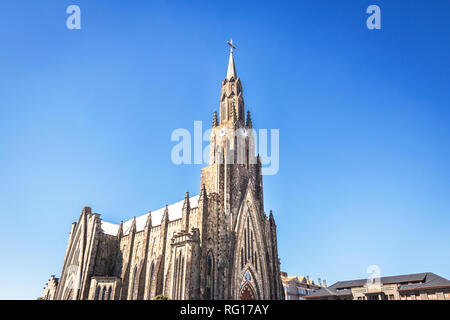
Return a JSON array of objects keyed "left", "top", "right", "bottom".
[
  {"left": 331, "top": 272, "right": 431, "bottom": 289},
  {"left": 398, "top": 273, "right": 450, "bottom": 291},
  {"left": 306, "top": 287, "right": 352, "bottom": 298},
  {"left": 99, "top": 195, "right": 199, "bottom": 236},
  {"left": 306, "top": 272, "right": 450, "bottom": 298}
]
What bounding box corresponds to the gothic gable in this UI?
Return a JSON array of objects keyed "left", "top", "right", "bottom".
[{"left": 232, "top": 181, "right": 270, "bottom": 299}]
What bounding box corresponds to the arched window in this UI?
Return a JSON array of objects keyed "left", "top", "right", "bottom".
[
  {"left": 234, "top": 135, "right": 238, "bottom": 164},
  {"left": 251, "top": 231, "right": 254, "bottom": 264},
  {"left": 150, "top": 262, "right": 155, "bottom": 285},
  {"left": 131, "top": 265, "right": 138, "bottom": 299},
  {"left": 221, "top": 103, "right": 226, "bottom": 122},
  {"left": 206, "top": 252, "right": 214, "bottom": 299},
  {"left": 244, "top": 228, "right": 247, "bottom": 264},
  {"left": 64, "top": 277, "right": 74, "bottom": 300},
  {"left": 172, "top": 252, "right": 186, "bottom": 300},
  {"left": 178, "top": 257, "right": 184, "bottom": 299},
  {"left": 247, "top": 217, "right": 251, "bottom": 261},
  {"left": 245, "top": 137, "right": 249, "bottom": 165},
  {"left": 107, "top": 286, "right": 112, "bottom": 300},
  {"left": 95, "top": 285, "right": 100, "bottom": 300},
  {"left": 173, "top": 254, "right": 180, "bottom": 299},
  {"left": 101, "top": 286, "right": 106, "bottom": 300},
  {"left": 73, "top": 248, "right": 80, "bottom": 265}
]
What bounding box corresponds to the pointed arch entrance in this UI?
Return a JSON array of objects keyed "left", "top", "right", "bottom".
[{"left": 240, "top": 283, "right": 256, "bottom": 300}]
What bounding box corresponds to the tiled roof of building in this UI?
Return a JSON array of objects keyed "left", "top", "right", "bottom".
[
  {"left": 306, "top": 272, "right": 450, "bottom": 298},
  {"left": 397, "top": 273, "right": 450, "bottom": 291},
  {"left": 306, "top": 287, "right": 352, "bottom": 298},
  {"left": 331, "top": 272, "right": 449, "bottom": 289},
  {"left": 332, "top": 272, "right": 427, "bottom": 289}
]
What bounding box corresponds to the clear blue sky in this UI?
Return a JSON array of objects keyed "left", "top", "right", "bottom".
[{"left": 0, "top": 0, "right": 449, "bottom": 299}]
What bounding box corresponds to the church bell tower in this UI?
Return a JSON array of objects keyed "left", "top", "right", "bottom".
[
  {"left": 198, "top": 40, "right": 283, "bottom": 300},
  {"left": 202, "top": 39, "right": 260, "bottom": 217}
]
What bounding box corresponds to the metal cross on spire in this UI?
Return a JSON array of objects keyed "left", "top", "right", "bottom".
[{"left": 227, "top": 39, "right": 237, "bottom": 53}]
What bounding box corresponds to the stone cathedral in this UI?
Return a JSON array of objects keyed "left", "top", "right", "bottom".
[{"left": 43, "top": 41, "right": 284, "bottom": 301}]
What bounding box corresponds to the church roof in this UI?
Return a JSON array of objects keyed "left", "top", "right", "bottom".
[
  {"left": 100, "top": 195, "right": 200, "bottom": 236},
  {"left": 100, "top": 221, "right": 121, "bottom": 236}
]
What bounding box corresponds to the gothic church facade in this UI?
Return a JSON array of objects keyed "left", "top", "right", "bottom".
[{"left": 43, "top": 43, "right": 284, "bottom": 300}]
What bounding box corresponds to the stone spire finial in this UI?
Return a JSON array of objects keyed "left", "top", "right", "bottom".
[
  {"left": 226, "top": 39, "right": 237, "bottom": 80},
  {"left": 269, "top": 210, "right": 275, "bottom": 222},
  {"left": 182, "top": 192, "right": 191, "bottom": 231},
  {"left": 246, "top": 110, "right": 252, "bottom": 128},
  {"left": 117, "top": 220, "right": 124, "bottom": 237},
  {"left": 145, "top": 210, "right": 152, "bottom": 229},
  {"left": 82, "top": 206, "right": 92, "bottom": 215},
  {"left": 183, "top": 192, "right": 190, "bottom": 210},
  {"left": 213, "top": 110, "right": 218, "bottom": 127},
  {"left": 162, "top": 204, "right": 169, "bottom": 221},
  {"left": 199, "top": 184, "right": 207, "bottom": 202}
]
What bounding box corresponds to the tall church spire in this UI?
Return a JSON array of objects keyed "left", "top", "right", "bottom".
[
  {"left": 226, "top": 39, "right": 237, "bottom": 80},
  {"left": 220, "top": 39, "right": 245, "bottom": 124}
]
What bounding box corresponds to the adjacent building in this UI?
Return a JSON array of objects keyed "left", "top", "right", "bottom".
[
  {"left": 42, "top": 276, "right": 59, "bottom": 300},
  {"left": 281, "top": 272, "right": 326, "bottom": 300},
  {"left": 305, "top": 272, "right": 450, "bottom": 300}
]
